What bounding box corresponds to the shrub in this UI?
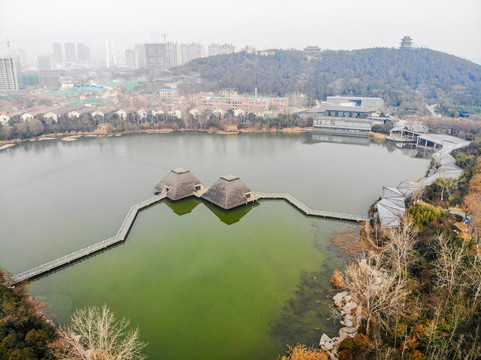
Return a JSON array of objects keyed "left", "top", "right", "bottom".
[
  {"left": 280, "top": 344, "right": 329, "bottom": 360},
  {"left": 338, "top": 349, "right": 355, "bottom": 360},
  {"left": 338, "top": 338, "right": 355, "bottom": 351},
  {"left": 353, "top": 333, "right": 370, "bottom": 351},
  {"left": 408, "top": 205, "right": 443, "bottom": 226},
  {"left": 331, "top": 270, "right": 344, "bottom": 289}
]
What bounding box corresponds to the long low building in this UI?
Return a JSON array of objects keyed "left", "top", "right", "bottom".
[{"left": 307, "top": 96, "right": 384, "bottom": 136}]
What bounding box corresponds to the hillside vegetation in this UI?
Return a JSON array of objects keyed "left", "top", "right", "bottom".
[{"left": 181, "top": 48, "right": 481, "bottom": 117}]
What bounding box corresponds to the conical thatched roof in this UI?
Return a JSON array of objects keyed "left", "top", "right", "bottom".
[
  {"left": 202, "top": 175, "right": 253, "bottom": 210},
  {"left": 154, "top": 168, "right": 203, "bottom": 200}
]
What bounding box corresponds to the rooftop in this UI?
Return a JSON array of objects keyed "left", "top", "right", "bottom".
[
  {"left": 221, "top": 175, "right": 239, "bottom": 181},
  {"left": 306, "top": 102, "right": 374, "bottom": 113},
  {"left": 418, "top": 134, "right": 469, "bottom": 146}
]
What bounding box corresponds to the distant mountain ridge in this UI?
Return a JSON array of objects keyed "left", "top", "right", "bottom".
[{"left": 179, "top": 48, "right": 481, "bottom": 116}]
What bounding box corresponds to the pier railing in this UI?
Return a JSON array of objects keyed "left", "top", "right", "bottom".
[
  {"left": 253, "top": 192, "right": 368, "bottom": 222},
  {"left": 10, "top": 194, "right": 166, "bottom": 285}
]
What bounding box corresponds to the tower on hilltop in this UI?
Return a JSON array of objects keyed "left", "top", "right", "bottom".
[{"left": 400, "top": 36, "right": 413, "bottom": 49}]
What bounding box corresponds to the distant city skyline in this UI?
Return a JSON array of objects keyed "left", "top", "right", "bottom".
[{"left": 1, "top": 0, "right": 480, "bottom": 63}]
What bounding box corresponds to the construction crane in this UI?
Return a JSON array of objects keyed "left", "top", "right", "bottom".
[
  {"left": 0, "top": 38, "right": 46, "bottom": 56},
  {"left": 161, "top": 31, "right": 169, "bottom": 43}
]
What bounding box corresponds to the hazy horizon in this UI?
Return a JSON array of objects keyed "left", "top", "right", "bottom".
[{"left": 1, "top": 0, "right": 480, "bottom": 63}]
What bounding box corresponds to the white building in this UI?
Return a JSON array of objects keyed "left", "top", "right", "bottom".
[
  {"left": 21, "top": 113, "right": 34, "bottom": 121},
  {"left": 208, "top": 43, "right": 237, "bottom": 57},
  {"left": 160, "top": 88, "right": 178, "bottom": 99},
  {"left": 37, "top": 54, "right": 56, "bottom": 72},
  {"left": 43, "top": 112, "right": 58, "bottom": 122},
  {"left": 325, "top": 96, "right": 384, "bottom": 111},
  {"left": 137, "top": 109, "right": 147, "bottom": 118},
  {"left": 125, "top": 49, "right": 140, "bottom": 70},
  {"left": 189, "top": 108, "right": 200, "bottom": 117},
  {"left": 181, "top": 43, "right": 207, "bottom": 64},
  {"left": 0, "top": 114, "right": 10, "bottom": 124},
  {"left": 307, "top": 96, "right": 385, "bottom": 136},
  {"left": 212, "top": 108, "right": 224, "bottom": 117},
  {"left": 234, "top": 109, "right": 245, "bottom": 117},
  {"left": 169, "top": 110, "right": 182, "bottom": 119},
  {"left": 115, "top": 109, "right": 127, "bottom": 120},
  {"left": 0, "top": 56, "right": 19, "bottom": 91},
  {"left": 91, "top": 110, "right": 104, "bottom": 118},
  {"left": 68, "top": 111, "right": 80, "bottom": 119}
]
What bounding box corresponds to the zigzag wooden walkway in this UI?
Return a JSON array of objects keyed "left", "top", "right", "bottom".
[
  {"left": 253, "top": 192, "right": 368, "bottom": 222},
  {"left": 10, "top": 194, "right": 166, "bottom": 285},
  {"left": 10, "top": 191, "right": 367, "bottom": 285}
]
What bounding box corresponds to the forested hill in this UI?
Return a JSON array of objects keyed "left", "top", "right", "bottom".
[{"left": 180, "top": 48, "right": 481, "bottom": 116}]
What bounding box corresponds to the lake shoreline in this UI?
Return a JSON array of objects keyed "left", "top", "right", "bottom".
[
  {"left": 0, "top": 127, "right": 388, "bottom": 150},
  {"left": 0, "top": 127, "right": 314, "bottom": 149}
]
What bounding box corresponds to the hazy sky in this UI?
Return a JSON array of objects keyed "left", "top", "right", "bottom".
[{"left": 1, "top": 0, "right": 480, "bottom": 62}]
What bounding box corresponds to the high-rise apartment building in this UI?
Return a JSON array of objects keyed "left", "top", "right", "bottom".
[
  {"left": 77, "top": 43, "right": 91, "bottom": 61},
  {"left": 53, "top": 43, "right": 63, "bottom": 63},
  {"left": 125, "top": 49, "right": 140, "bottom": 69},
  {"left": 10, "top": 55, "right": 22, "bottom": 76},
  {"left": 134, "top": 44, "right": 145, "bottom": 68},
  {"left": 166, "top": 42, "right": 182, "bottom": 67},
  {"left": 0, "top": 56, "right": 19, "bottom": 91},
  {"left": 181, "top": 43, "right": 206, "bottom": 64},
  {"left": 38, "top": 54, "right": 56, "bottom": 71},
  {"left": 145, "top": 42, "right": 207, "bottom": 70},
  {"left": 145, "top": 43, "right": 167, "bottom": 69},
  {"left": 134, "top": 44, "right": 145, "bottom": 69},
  {"left": 208, "top": 43, "right": 237, "bottom": 57},
  {"left": 65, "top": 43, "right": 77, "bottom": 62}
]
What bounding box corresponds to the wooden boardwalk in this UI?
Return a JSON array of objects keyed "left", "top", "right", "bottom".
[
  {"left": 253, "top": 192, "right": 368, "bottom": 222},
  {"left": 10, "top": 190, "right": 367, "bottom": 285},
  {"left": 10, "top": 194, "right": 166, "bottom": 285}
]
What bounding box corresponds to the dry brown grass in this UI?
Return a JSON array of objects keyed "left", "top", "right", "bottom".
[
  {"left": 330, "top": 228, "right": 367, "bottom": 257},
  {"left": 331, "top": 269, "right": 345, "bottom": 289},
  {"left": 280, "top": 344, "right": 329, "bottom": 360}
]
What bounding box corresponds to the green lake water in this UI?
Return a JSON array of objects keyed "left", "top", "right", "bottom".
[{"left": 0, "top": 132, "right": 430, "bottom": 359}]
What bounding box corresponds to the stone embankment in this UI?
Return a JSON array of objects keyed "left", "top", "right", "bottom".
[{"left": 319, "top": 292, "right": 362, "bottom": 358}]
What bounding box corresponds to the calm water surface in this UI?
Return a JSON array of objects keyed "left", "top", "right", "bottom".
[{"left": 0, "top": 133, "right": 429, "bottom": 359}]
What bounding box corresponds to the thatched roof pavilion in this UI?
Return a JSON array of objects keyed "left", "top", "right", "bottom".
[
  {"left": 202, "top": 175, "right": 254, "bottom": 210},
  {"left": 154, "top": 168, "right": 204, "bottom": 200}
]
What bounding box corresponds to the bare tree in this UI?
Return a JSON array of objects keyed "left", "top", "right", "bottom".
[
  {"left": 433, "top": 233, "right": 467, "bottom": 299},
  {"left": 343, "top": 256, "right": 409, "bottom": 337},
  {"left": 52, "top": 304, "right": 147, "bottom": 360},
  {"left": 382, "top": 217, "right": 418, "bottom": 280}
]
